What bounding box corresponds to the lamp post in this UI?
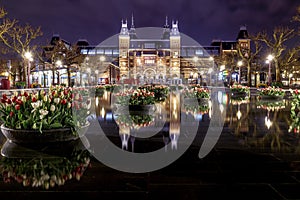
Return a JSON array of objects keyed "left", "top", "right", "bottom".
[
  {"left": 266, "top": 54, "right": 274, "bottom": 85},
  {"left": 289, "top": 73, "right": 293, "bottom": 87},
  {"left": 55, "top": 60, "right": 62, "bottom": 85},
  {"left": 209, "top": 56, "right": 214, "bottom": 85},
  {"left": 99, "top": 56, "right": 106, "bottom": 84},
  {"left": 24, "top": 51, "right": 33, "bottom": 88},
  {"left": 193, "top": 56, "right": 198, "bottom": 84},
  {"left": 237, "top": 60, "right": 243, "bottom": 84}
]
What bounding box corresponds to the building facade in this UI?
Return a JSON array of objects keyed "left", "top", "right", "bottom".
[
  {"left": 79, "top": 16, "right": 215, "bottom": 85},
  {"left": 40, "top": 17, "right": 252, "bottom": 87}
]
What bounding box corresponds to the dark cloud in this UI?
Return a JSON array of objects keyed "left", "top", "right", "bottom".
[{"left": 1, "top": 0, "right": 299, "bottom": 46}]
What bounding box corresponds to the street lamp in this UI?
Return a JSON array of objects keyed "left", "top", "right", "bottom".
[
  {"left": 56, "top": 60, "right": 62, "bottom": 67},
  {"left": 266, "top": 54, "right": 274, "bottom": 85},
  {"left": 237, "top": 60, "right": 243, "bottom": 84},
  {"left": 55, "top": 60, "right": 62, "bottom": 85},
  {"left": 99, "top": 56, "right": 106, "bottom": 83},
  {"left": 24, "top": 51, "right": 33, "bottom": 88},
  {"left": 209, "top": 56, "right": 214, "bottom": 85},
  {"left": 289, "top": 73, "right": 293, "bottom": 87}
]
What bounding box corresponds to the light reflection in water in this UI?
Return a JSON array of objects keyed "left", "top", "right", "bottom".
[
  {"left": 95, "top": 90, "right": 297, "bottom": 154},
  {"left": 169, "top": 92, "right": 180, "bottom": 150},
  {"left": 95, "top": 90, "right": 210, "bottom": 152}
]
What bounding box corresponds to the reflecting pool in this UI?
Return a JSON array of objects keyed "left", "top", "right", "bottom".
[
  {"left": 94, "top": 89, "right": 297, "bottom": 155},
  {"left": 0, "top": 87, "right": 300, "bottom": 199}
]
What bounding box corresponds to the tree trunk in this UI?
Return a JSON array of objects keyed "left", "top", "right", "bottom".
[
  {"left": 43, "top": 72, "right": 46, "bottom": 87},
  {"left": 24, "top": 60, "right": 28, "bottom": 88},
  {"left": 67, "top": 67, "right": 71, "bottom": 87},
  {"left": 275, "top": 60, "right": 281, "bottom": 82},
  {"left": 56, "top": 71, "right": 60, "bottom": 85},
  {"left": 247, "top": 61, "right": 251, "bottom": 87},
  {"left": 52, "top": 70, "right": 55, "bottom": 85}
]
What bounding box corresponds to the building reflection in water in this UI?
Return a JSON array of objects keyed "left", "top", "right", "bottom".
[
  {"left": 95, "top": 90, "right": 209, "bottom": 152},
  {"left": 169, "top": 92, "right": 180, "bottom": 150},
  {"left": 95, "top": 89, "right": 298, "bottom": 154}
]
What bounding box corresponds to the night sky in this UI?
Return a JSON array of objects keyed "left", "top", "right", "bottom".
[{"left": 1, "top": 0, "right": 299, "bottom": 46}]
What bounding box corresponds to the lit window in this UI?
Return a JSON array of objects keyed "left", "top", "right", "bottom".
[
  {"left": 88, "top": 49, "right": 96, "bottom": 55},
  {"left": 195, "top": 49, "right": 203, "bottom": 55},
  {"left": 81, "top": 49, "right": 88, "bottom": 54}
]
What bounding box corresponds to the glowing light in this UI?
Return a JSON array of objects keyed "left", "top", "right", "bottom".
[
  {"left": 265, "top": 116, "right": 272, "bottom": 129},
  {"left": 101, "top": 107, "right": 105, "bottom": 119},
  {"left": 236, "top": 110, "right": 242, "bottom": 120},
  {"left": 219, "top": 104, "right": 224, "bottom": 113}
]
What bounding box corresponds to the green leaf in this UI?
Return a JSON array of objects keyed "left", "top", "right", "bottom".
[{"left": 49, "top": 122, "right": 63, "bottom": 129}]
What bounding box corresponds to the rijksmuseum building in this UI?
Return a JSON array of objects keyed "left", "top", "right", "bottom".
[{"left": 39, "top": 16, "right": 250, "bottom": 87}]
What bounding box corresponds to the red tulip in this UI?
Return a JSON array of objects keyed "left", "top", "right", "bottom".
[
  {"left": 12, "top": 96, "right": 17, "bottom": 102},
  {"left": 15, "top": 104, "right": 20, "bottom": 110},
  {"left": 61, "top": 99, "right": 67, "bottom": 105},
  {"left": 6, "top": 99, "right": 11, "bottom": 104},
  {"left": 64, "top": 89, "right": 68, "bottom": 95},
  {"left": 16, "top": 100, "right": 23, "bottom": 105}
]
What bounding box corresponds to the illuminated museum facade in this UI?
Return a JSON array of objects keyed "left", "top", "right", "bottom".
[
  {"left": 38, "top": 16, "right": 250, "bottom": 87},
  {"left": 78, "top": 16, "right": 216, "bottom": 85}
]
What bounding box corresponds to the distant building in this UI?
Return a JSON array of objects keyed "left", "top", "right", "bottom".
[
  {"left": 79, "top": 16, "right": 217, "bottom": 85},
  {"left": 40, "top": 18, "right": 251, "bottom": 86}
]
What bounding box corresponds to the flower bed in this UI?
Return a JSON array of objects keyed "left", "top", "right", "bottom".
[
  {"left": 289, "top": 89, "right": 300, "bottom": 134},
  {"left": 139, "top": 85, "right": 169, "bottom": 102},
  {"left": 115, "top": 88, "right": 155, "bottom": 106},
  {"left": 230, "top": 84, "right": 250, "bottom": 98},
  {"left": 258, "top": 86, "right": 285, "bottom": 99},
  {"left": 0, "top": 85, "right": 91, "bottom": 136},
  {"left": 183, "top": 86, "right": 210, "bottom": 99}
]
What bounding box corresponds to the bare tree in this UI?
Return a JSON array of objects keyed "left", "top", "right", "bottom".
[
  {"left": 257, "top": 27, "right": 295, "bottom": 82},
  {"left": 278, "top": 46, "right": 300, "bottom": 77},
  {"left": 0, "top": 21, "right": 43, "bottom": 87},
  {"left": 0, "top": 7, "right": 17, "bottom": 40},
  {"left": 0, "top": 7, "right": 17, "bottom": 77},
  {"left": 223, "top": 50, "right": 238, "bottom": 85},
  {"left": 237, "top": 34, "right": 262, "bottom": 86},
  {"left": 42, "top": 39, "right": 85, "bottom": 86},
  {"left": 292, "top": 5, "right": 300, "bottom": 23}
]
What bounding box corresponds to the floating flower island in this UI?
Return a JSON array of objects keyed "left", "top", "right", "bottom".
[
  {"left": 0, "top": 85, "right": 91, "bottom": 144},
  {"left": 113, "top": 87, "right": 157, "bottom": 114},
  {"left": 258, "top": 86, "right": 285, "bottom": 100},
  {"left": 229, "top": 84, "right": 250, "bottom": 99},
  {"left": 183, "top": 85, "right": 210, "bottom": 104}
]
